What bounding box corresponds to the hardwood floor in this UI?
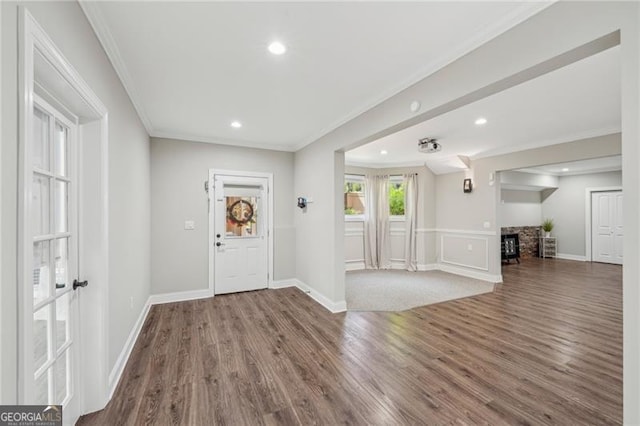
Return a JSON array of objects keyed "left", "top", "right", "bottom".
[{"left": 78, "top": 258, "right": 622, "bottom": 425}]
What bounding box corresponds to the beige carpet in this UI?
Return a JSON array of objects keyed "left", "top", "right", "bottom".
[{"left": 346, "top": 269, "right": 496, "bottom": 312}]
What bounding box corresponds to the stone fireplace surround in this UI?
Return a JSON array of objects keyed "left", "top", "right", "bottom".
[{"left": 500, "top": 226, "right": 541, "bottom": 259}]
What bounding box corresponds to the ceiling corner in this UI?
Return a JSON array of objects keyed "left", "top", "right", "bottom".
[{"left": 78, "top": 0, "right": 154, "bottom": 134}]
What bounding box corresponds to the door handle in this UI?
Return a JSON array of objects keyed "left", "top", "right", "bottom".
[
  {"left": 216, "top": 242, "right": 225, "bottom": 247},
  {"left": 73, "top": 279, "right": 88, "bottom": 290}
]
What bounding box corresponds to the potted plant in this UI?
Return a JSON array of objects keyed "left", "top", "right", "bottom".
[{"left": 542, "top": 218, "right": 554, "bottom": 238}]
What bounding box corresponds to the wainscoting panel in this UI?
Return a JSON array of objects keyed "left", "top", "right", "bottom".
[{"left": 440, "top": 234, "right": 489, "bottom": 271}]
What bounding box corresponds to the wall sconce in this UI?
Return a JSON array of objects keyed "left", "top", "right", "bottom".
[{"left": 463, "top": 178, "right": 473, "bottom": 193}]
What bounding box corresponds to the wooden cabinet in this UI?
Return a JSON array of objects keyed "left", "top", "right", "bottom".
[{"left": 539, "top": 237, "right": 556, "bottom": 258}]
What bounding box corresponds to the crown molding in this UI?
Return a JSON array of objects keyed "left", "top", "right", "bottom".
[
  {"left": 470, "top": 128, "right": 621, "bottom": 161},
  {"left": 150, "top": 130, "right": 296, "bottom": 152},
  {"left": 344, "top": 160, "right": 426, "bottom": 170},
  {"left": 293, "top": 1, "right": 556, "bottom": 152},
  {"left": 79, "top": 1, "right": 154, "bottom": 133}
]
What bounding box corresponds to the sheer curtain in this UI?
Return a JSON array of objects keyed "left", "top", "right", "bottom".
[
  {"left": 403, "top": 173, "right": 418, "bottom": 271},
  {"left": 364, "top": 174, "right": 391, "bottom": 269}
]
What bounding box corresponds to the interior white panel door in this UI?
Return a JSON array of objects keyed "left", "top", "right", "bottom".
[
  {"left": 592, "top": 191, "right": 623, "bottom": 265},
  {"left": 213, "top": 175, "right": 269, "bottom": 294}
]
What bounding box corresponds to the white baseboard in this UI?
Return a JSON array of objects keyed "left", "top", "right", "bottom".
[
  {"left": 270, "top": 278, "right": 300, "bottom": 289},
  {"left": 555, "top": 253, "right": 587, "bottom": 262},
  {"left": 417, "top": 263, "right": 438, "bottom": 271},
  {"left": 275, "top": 278, "right": 347, "bottom": 313},
  {"left": 108, "top": 298, "right": 151, "bottom": 399},
  {"left": 345, "top": 260, "right": 365, "bottom": 271},
  {"left": 108, "top": 288, "right": 213, "bottom": 399},
  {"left": 147, "top": 288, "right": 213, "bottom": 305},
  {"left": 438, "top": 264, "right": 503, "bottom": 283}
]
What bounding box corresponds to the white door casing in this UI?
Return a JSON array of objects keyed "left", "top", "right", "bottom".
[
  {"left": 208, "top": 170, "right": 273, "bottom": 295},
  {"left": 19, "top": 8, "right": 110, "bottom": 421},
  {"left": 592, "top": 191, "right": 623, "bottom": 265}
]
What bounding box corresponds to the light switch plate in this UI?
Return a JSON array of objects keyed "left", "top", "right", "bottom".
[
  {"left": 184, "top": 220, "right": 195, "bottom": 230},
  {"left": 483, "top": 221, "right": 491, "bottom": 229}
]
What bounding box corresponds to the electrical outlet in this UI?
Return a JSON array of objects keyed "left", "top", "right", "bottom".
[
  {"left": 184, "top": 220, "right": 195, "bottom": 230},
  {"left": 467, "top": 244, "right": 473, "bottom": 251},
  {"left": 483, "top": 221, "right": 491, "bottom": 229}
]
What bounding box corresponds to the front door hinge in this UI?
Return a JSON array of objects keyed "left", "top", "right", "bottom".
[{"left": 204, "top": 180, "right": 209, "bottom": 193}]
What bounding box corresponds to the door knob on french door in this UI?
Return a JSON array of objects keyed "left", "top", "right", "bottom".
[
  {"left": 216, "top": 242, "right": 225, "bottom": 247},
  {"left": 73, "top": 279, "right": 88, "bottom": 290}
]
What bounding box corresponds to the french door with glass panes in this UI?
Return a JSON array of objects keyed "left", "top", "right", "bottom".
[{"left": 24, "top": 95, "right": 80, "bottom": 420}]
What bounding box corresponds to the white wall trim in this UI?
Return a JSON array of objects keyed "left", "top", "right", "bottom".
[
  {"left": 440, "top": 234, "right": 490, "bottom": 271},
  {"left": 417, "top": 263, "right": 438, "bottom": 271},
  {"left": 270, "top": 279, "right": 299, "bottom": 289},
  {"left": 416, "top": 228, "right": 437, "bottom": 233},
  {"left": 438, "top": 228, "right": 496, "bottom": 236},
  {"left": 438, "top": 264, "right": 503, "bottom": 284},
  {"left": 147, "top": 289, "right": 213, "bottom": 305},
  {"left": 584, "top": 186, "right": 622, "bottom": 262},
  {"left": 107, "top": 299, "right": 150, "bottom": 400},
  {"left": 345, "top": 231, "right": 364, "bottom": 238},
  {"left": 282, "top": 279, "right": 347, "bottom": 313},
  {"left": 345, "top": 260, "right": 365, "bottom": 271},
  {"left": 151, "top": 129, "right": 295, "bottom": 153},
  {"left": 556, "top": 253, "right": 587, "bottom": 262}
]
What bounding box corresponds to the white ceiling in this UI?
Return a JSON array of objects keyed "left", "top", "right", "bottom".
[
  {"left": 80, "top": 1, "right": 551, "bottom": 151},
  {"left": 345, "top": 45, "right": 621, "bottom": 174},
  {"left": 517, "top": 155, "right": 622, "bottom": 176}
]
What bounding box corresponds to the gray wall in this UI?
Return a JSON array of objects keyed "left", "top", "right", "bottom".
[
  {"left": 542, "top": 171, "right": 622, "bottom": 257},
  {"left": 150, "top": 137, "right": 295, "bottom": 295},
  {"left": 500, "top": 190, "right": 542, "bottom": 227},
  {"left": 1, "top": 1, "right": 151, "bottom": 402}
]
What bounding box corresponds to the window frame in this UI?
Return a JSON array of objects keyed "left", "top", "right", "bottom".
[
  {"left": 344, "top": 174, "right": 366, "bottom": 221},
  {"left": 388, "top": 175, "right": 406, "bottom": 221}
]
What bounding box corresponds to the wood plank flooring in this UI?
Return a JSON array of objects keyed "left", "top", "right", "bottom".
[{"left": 78, "top": 258, "right": 622, "bottom": 425}]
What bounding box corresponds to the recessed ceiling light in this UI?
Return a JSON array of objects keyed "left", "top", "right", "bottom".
[
  {"left": 475, "top": 117, "right": 487, "bottom": 126},
  {"left": 230, "top": 121, "right": 242, "bottom": 128},
  {"left": 268, "top": 41, "right": 286, "bottom": 55},
  {"left": 380, "top": 150, "right": 388, "bottom": 155},
  {"left": 562, "top": 168, "right": 569, "bottom": 172}
]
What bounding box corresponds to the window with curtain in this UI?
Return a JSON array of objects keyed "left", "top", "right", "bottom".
[
  {"left": 389, "top": 175, "right": 405, "bottom": 217},
  {"left": 344, "top": 174, "right": 366, "bottom": 217}
]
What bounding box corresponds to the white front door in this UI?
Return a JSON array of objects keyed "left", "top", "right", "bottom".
[
  {"left": 23, "top": 96, "right": 81, "bottom": 423},
  {"left": 212, "top": 173, "right": 269, "bottom": 294},
  {"left": 592, "top": 190, "right": 623, "bottom": 265}
]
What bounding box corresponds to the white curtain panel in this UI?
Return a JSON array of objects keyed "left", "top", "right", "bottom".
[
  {"left": 364, "top": 175, "right": 391, "bottom": 269},
  {"left": 404, "top": 173, "right": 418, "bottom": 271}
]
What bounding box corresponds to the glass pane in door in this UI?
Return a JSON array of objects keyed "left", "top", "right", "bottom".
[
  {"left": 33, "top": 108, "right": 50, "bottom": 171},
  {"left": 225, "top": 196, "right": 258, "bottom": 237},
  {"left": 54, "top": 123, "right": 67, "bottom": 177},
  {"left": 32, "top": 175, "right": 50, "bottom": 236},
  {"left": 33, "top": 304, "right": 51, "bottom": 371},
  {"left": 54, "top": 350, "right": 69, "bottom": 404},
  {"left": 55, "top": 291, "right": 70, "bottom": 349},
  {"left": 54, "top": 238, "right": 69, "bottom": 292},
  {"left": 34, "top": 370, "right": 50, "bottom": 405},
  {"left": 33, "top": 241, "right": 51, "bottom": 305},
  {"left": 54, "top": 181, "right": 68, "bottom": 233}
]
